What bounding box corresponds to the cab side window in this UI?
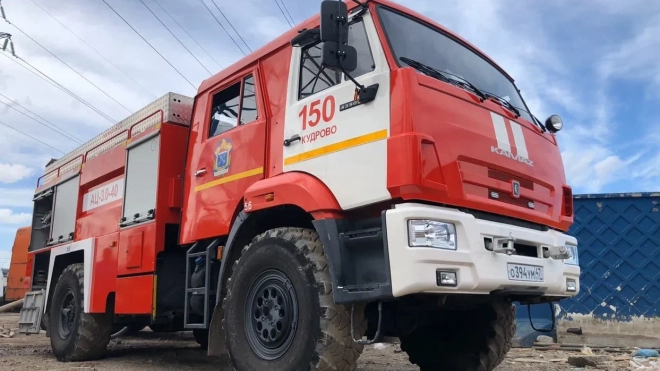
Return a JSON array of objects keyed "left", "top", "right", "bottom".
[
  {"left": 209, "top": 74, "right": 258, "bottom": 138},
  {"left": 240, "top": 75, "right": 258, "bottom": 124},
  {"left": 299, "top": 44, "right": 341, "bottom": 99},
  {"left": 298, "top": 19, "right": 375, "bottom": 100},
  {"left": 345, "top": 20, "right": 375, "bottom": 80}
]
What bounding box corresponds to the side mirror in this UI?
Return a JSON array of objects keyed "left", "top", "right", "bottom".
[
  {"left": 322, "top": 42, "right": 357, "bottom": 72},
  {"left": 320, "top": 1, "right": 349, "bottom": 43},
  {"left": 319, "top": 1, "right": 357, "bottom": 73}
]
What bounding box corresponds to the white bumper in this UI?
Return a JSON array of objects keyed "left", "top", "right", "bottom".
[{"left": 385, "top": 203, "right": 580, "bottom": 298}]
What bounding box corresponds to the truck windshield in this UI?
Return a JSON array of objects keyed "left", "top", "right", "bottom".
[{"left": 376, "top": 6, "right": 534, "bottom": 123}]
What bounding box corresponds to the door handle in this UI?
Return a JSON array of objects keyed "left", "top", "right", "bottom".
[
  {"left": 195, "top": 168, "right": 207, "bottom": 177},
  {"left": 283, "top": 134, "right": 301, "bottom": 147}
]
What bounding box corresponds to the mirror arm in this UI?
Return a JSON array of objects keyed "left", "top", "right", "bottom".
[
  {"left": 351, "top": 0, "right": 372, "bottom": 9},
  {"left": 334, "top": 9, "right": 364, "bottom": 91}
]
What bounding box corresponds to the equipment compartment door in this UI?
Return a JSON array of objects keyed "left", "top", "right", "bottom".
[{"left": 283, "top": 12, "right": 391, "bottom": 210}]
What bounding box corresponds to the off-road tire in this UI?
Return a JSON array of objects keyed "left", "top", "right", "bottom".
[
  {"left": 193, "top": 328, "right": 209, "bottom": 349},
  {"left": 41, "top": 312, "right": 49, "bottom": 331},
  {"left": 50, "top": 263, "right": 113, "bottom": 362},
  {"left": 400, "top": 301, "right": 516, "bottom": 371},
  {"left": 222, "top": 227, "right": 367, "bottom": 371}
]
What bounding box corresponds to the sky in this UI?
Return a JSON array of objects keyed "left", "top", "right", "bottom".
[{"left": 0, "top": 0, "right": 659, "bottom": 266}]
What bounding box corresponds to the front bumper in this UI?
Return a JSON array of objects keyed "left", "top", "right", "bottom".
[{"left": 385, "top": 203, "right": 580, "bottom": 298}]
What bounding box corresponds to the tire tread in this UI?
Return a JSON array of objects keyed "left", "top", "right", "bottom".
[
  {"left": 222, "top": 227, "right": 367, "bottom": 371},
  {"left": 51, "top": 263, "right": 112, "bottom": 362},
  {"left": 400, "top": 302, "right": 516, "bottom": 371}
]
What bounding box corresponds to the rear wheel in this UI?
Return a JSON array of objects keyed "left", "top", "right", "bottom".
[
  {"left": 400, "top": 302, "right": 516, "bottom": 371},
  {"left": 222, "top": 227, "right": 367, "bottom": 371},
  {"left": 49, "top": 263, "right": 113, "bottom": 362}
]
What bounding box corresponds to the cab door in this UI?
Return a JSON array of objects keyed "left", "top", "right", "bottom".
[
  {"left": 182, "top": 70, "right": 266, "bottom": 242},
  {"left": 282, "top": 11, "right": 391, "bottom": 210}
]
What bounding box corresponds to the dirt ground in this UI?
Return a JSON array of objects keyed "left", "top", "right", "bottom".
[{"left": 0, "top": 313, "right": 635, "bottom": 370}]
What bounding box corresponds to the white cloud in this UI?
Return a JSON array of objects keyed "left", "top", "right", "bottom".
[
  {"left": 598, "top": 16, "right": 660, "bottom": 93},
  {"left": 0, "top": 0, "right": 658, "bottom": 200},
  {"left": 0, "top": 188, "right": 35, "bottom": 208},
  {"left": 0, "top": 246, "right": 11, "bottom": 269},
  {"left": 0, "top": 163, "right": 35, "bottom": 183},
  {"left": 0, "top": 208, "right": 32, "bottom": 225}
]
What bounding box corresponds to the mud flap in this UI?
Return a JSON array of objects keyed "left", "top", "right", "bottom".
[
  {"left": 18, "top": 289, "right": 45, "bottom": 335},
  {"left": 207, "top": 303, "right": 228, "bottom": 357}
]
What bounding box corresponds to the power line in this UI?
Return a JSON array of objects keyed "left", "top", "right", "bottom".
[
  {"left": 26, "top": 0, "right": 157, "bottom": 100},
  {"left": 277, "top": 0, "right": 296, "bottom": 25},
  {"left": 289, "top": 0, "right": 307, "bottom": 21},
  {"left": 274, "top": 0, "right": 294, "bottom": 28},
  {"left": 6, "top": 22, "right": 134, "bottom": 114},
  {"left": 151, "top": 0, "right": 224, "bottom": 70},
  {"left": 101, "top": 0, "right": 197, "bottom": 90},
  {"left": 0, "top": 94, "right": 83, "bottom": 143},
  {"left": 196, "top": 0, "right": 247, "bottom": 56},
  {"left": 138, "top": 0, "right": 212, "bottom": 75},
  {"left": 0, "top": 52, "right": 118, "bottom": 123},
  {"left": 209, "top": 0, "right": 252, "bottom": 52},
  {"left": 0, "top": 95, "right": 83, "bottom": 144},
  {"left": 0, "top": 92, "right": 84, "bottom": 143},
  {"left": 0, "top": 118, "right": 66, "bottom": 154}
]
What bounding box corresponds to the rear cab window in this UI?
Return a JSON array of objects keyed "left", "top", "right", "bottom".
[{"left": 209, "top": 74, "right": 259, "bottom": 138}]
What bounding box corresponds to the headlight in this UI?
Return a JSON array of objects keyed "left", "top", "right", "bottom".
[
  {"left": 408, "top": 220, "right": 457, "bottom": 250},
  {"left": 564, "top": 245, "right": 579, "bottom": 266}
]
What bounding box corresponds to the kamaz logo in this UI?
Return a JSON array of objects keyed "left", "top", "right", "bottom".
[
  {"left": 489, "top": 112, "right": 534, "bottom": 167},
  {"left": 491, "top": 146, "right": 534, "bottom": 166}
]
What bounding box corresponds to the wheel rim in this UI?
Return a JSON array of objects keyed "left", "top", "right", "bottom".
[
  {"left": 57, "top": 288, "right": 76, "bottom": 339},
  {"left": 244, "top": 269, "right": 299, "bottom": 360}
]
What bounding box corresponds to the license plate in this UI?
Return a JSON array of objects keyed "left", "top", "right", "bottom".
[{"left": 507, "top": 263, "right": 544, "bottom": 282}]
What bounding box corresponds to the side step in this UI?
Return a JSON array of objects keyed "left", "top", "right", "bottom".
[
  {"left": 183, "top": 239, "right": 220, "bottom": 329},
  {"left": 18, "top": 289, "right": 46, "bottom": 335}
]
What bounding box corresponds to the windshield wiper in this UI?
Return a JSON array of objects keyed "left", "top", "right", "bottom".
[
  {"left": 400, "top": 57, "right": 486, "bottom": 101},
  {"left": 399, "top": 57, "right": 546, "bottom": 132},
  {"left": 480, "top": 90, "right": 520, "bottom": 118}
]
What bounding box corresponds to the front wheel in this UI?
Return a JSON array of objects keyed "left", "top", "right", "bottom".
[
  {"left": 400, "top": 301, "right": 516, "bottom": 371},
  {"left": 222, "top": 227, "right": 367, "bottom": 371},
  {"left": 49, "top": 264, "right": 113, "bottom": 362}
]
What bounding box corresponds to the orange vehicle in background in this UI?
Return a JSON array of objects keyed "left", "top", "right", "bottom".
[{"left": 5, "top": 226, "right": 30, "bottom": 302}]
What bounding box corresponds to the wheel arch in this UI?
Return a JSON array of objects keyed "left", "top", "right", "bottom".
[
  {"left": 43, "top": 238, "right": 96, "bottom": 336},
  {"left": 44, "top": 250, "right": 84, "bottom": 337},
  {"left": 243, "top": 171, "right": 342, "bottom": 216}
]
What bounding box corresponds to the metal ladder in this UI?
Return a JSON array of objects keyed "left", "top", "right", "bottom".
[{"left": 183, "top": 239, "right": 220, "bottom": 329}]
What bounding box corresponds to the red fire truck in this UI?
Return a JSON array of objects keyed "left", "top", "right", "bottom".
[{"left": 18, "top": 1, "right": 580, "bottom": 370}]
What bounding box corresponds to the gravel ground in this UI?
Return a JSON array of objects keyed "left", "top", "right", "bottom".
[{"left": 0, "top": 313, "right": 634, "bottom": 370}]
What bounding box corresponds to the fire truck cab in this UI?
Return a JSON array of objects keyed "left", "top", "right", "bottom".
[{"left": 19, "top": 1, "right": 580, "bottom": 370}]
